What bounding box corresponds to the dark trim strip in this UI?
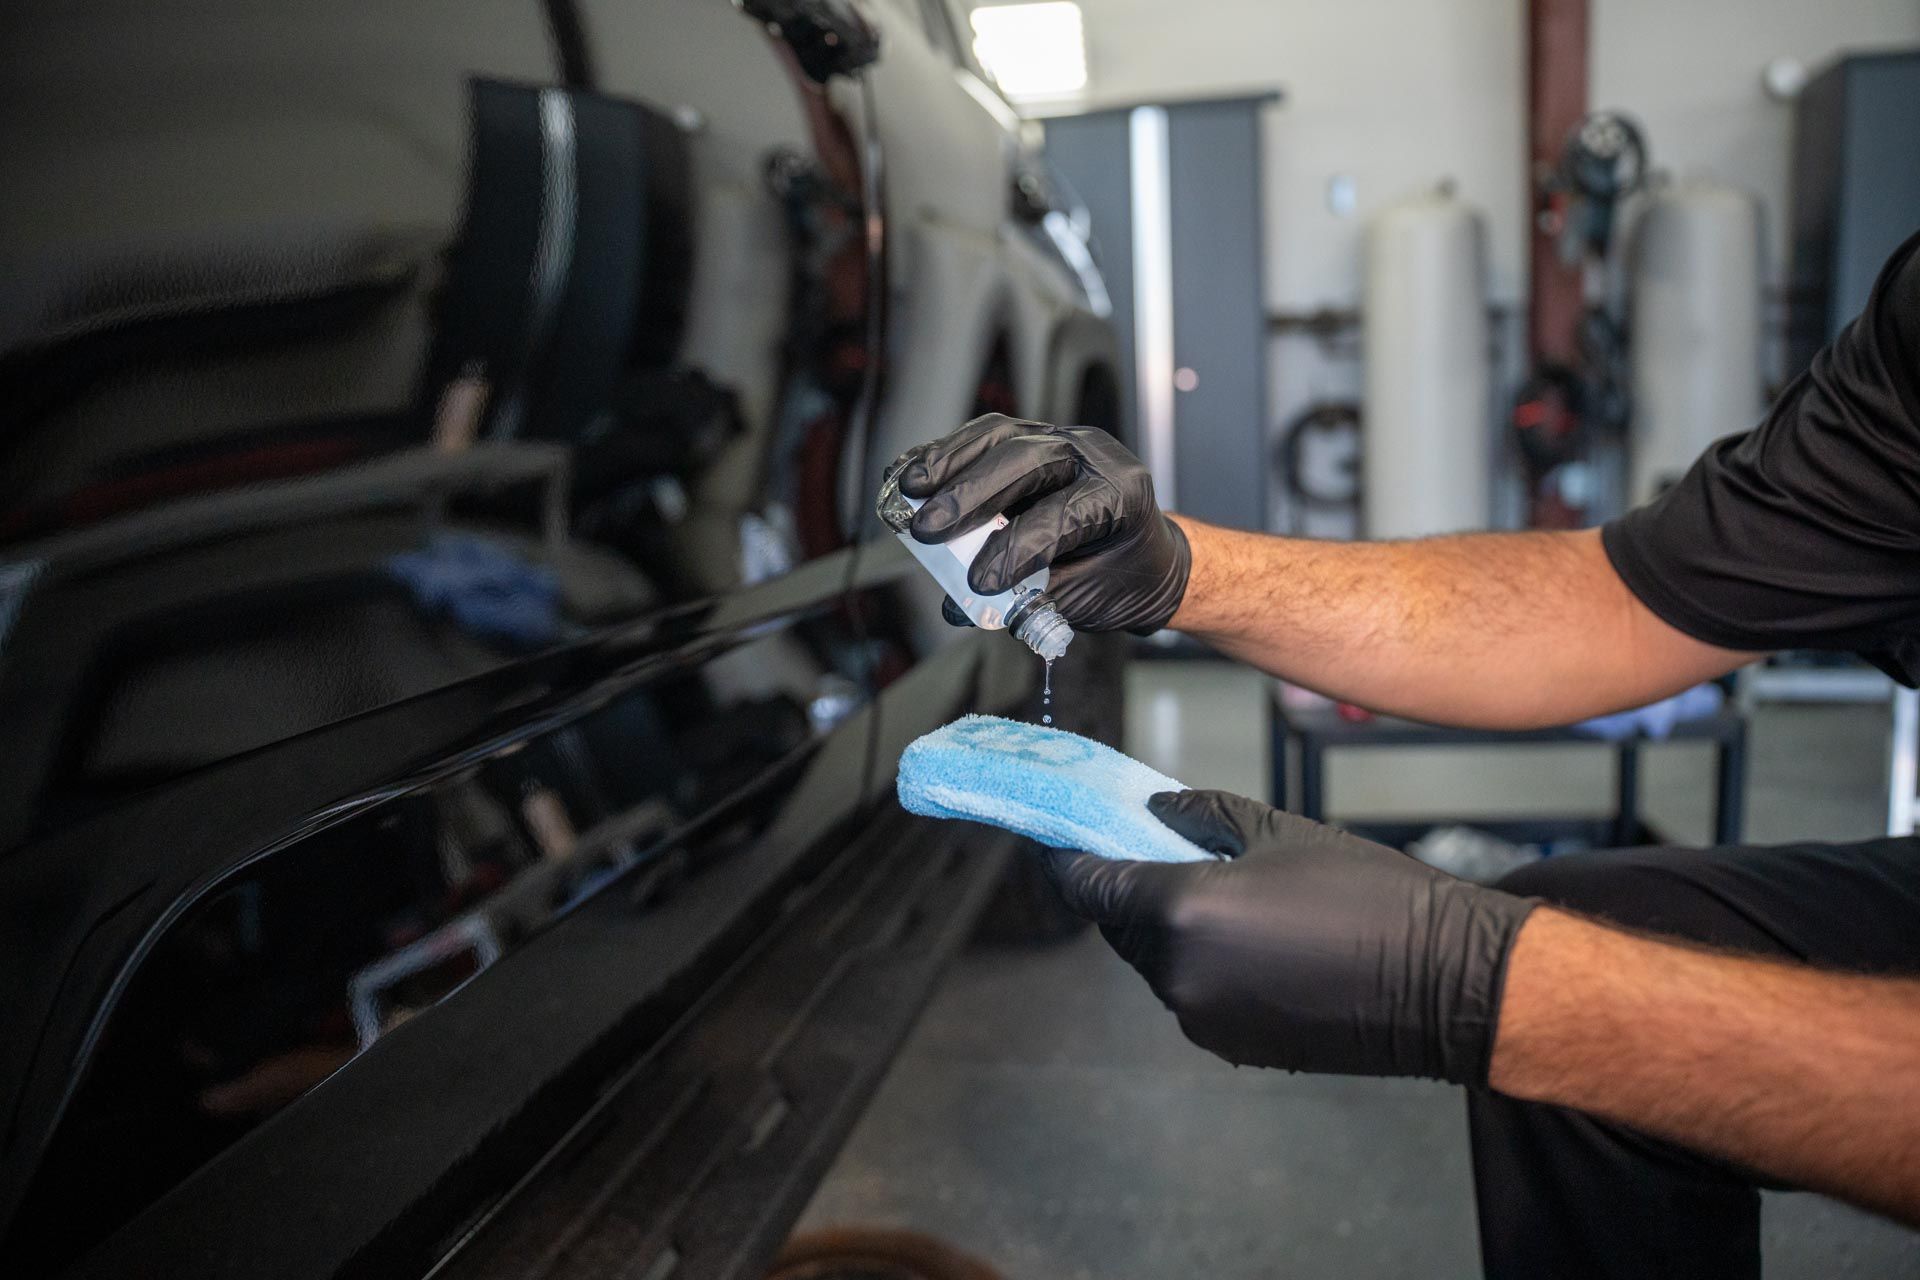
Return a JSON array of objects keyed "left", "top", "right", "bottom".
[{"left": 544, "top": 0, "right": 595, "bottom": 90}]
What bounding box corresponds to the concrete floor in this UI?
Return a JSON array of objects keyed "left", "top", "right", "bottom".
[{"left": 800, "top": 660, "right": 1920, "bottom": 1277}]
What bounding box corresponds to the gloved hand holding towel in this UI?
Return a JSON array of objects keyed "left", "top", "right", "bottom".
[{"left": 898, "top": 716, "right": 1536, "bottom": 1085}]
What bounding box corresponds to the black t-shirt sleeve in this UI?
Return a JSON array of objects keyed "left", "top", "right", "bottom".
[{"left": 1601, "top": 229, "right": 1920, "bottom": 685}]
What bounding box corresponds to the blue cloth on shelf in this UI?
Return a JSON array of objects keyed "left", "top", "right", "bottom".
[
  {"left": 897, "top": 714, "right": 1218, "bottom": 863},
  {"left": 1572, "top": 682, "right": 1724, "bottom": 742}
]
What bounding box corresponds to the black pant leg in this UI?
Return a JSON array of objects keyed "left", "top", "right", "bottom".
[
  {"left": 1471, "top": 1090, "right": 1764, "bottom": 1280},
  {"left": 1467, "top": 836, "right": 1920, "bottom": 1280}
]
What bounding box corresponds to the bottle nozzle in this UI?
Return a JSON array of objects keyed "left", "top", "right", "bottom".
[{"left": 1007, "top": 590, "right": 1074, "bottom": 662}]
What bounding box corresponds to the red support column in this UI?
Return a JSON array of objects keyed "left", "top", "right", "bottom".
[{"left": 1527, "top": 0, "right": 1589, "bottom": 367}]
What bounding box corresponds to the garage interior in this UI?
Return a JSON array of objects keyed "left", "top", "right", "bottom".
[
  {"left": 6, "top": 0, "right": 1920, "bottom": 1276},
  {"left": 800, "top": 0, "right": 1920, "bottom": 1276}
]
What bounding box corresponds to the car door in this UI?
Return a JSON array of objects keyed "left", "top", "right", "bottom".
[{"left": 0, "top": 1, "right": 902, "bottom": 1274}]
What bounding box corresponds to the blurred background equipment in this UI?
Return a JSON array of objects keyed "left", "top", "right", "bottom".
[
  {"left": 1786, "top": 50, "right": 1920, "bottom": 379},
  {"left": 1626, "top": 180, "right": 1765, "bottom": 504},
  {"left": 1512, "top": 107, "right": 1649, "bottom": 528},
  {"left": 1274, "top": 399, "right": 1362, "bottom": 533},
  {"left": 1042, "top": 93, "right": 1277, "bottom": 535},
  {"left": 1362, "top": 188, "right": 1490, "bottom": 539},
  {"left": 1557, "top": 109, "right": 1648, "bottom": 260}
]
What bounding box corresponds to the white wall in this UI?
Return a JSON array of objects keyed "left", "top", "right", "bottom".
[
  {"left": 1048, "top": 0, "right": 1920, "bottom": 320},
  {"left": 1060, "top": 0, "right": 1527, "bottom": 308},
  {"left": 1000, "top": 0, "right": 1920, "bottom": 530},
  {"left": 1592, "top": 0, "right": 1920, "bottom": 281}
]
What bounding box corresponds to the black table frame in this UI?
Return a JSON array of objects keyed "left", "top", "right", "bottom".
[{"left": 1269, "top": 698, "right": 1750, "bottom": 847}]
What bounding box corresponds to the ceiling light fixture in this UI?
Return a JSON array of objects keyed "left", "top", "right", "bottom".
[{"left": 970, "top": 2, "right": 1089, "bottom": 102}]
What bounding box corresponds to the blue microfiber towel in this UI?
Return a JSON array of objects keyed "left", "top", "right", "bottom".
[{"left": 898, "top": 714, "right": 1218, "bottom": 863}]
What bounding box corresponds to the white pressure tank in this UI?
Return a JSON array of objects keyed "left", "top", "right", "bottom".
[
  {"left": 1363, "top": 190, "right": 1491, "bottom": 539},
  {"left": 1626, "top": 181, "right": 1764, "bottom": 505}
]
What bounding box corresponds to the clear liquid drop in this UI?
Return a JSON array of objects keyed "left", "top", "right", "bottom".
[{"left": 1040, "top": 658, "right": 1054, "bottom": 726}]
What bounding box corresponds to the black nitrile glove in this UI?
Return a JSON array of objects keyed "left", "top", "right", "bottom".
[
  {"left": 1042, "top": 790, "right": 1538, "bottom": 1084},
  {"left": 895, "top": 414, "right": 1190, "bottom": 635}
]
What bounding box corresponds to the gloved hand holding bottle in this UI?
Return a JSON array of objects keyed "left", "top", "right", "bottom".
[{"left": 889, "top": 414, "right": 1192, "bottom": 636}]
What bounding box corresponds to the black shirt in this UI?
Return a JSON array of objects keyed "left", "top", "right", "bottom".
[{"left": 1602, "top": 229, "right": 1920, "bottom": 685}]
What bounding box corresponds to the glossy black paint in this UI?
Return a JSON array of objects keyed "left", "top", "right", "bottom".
[
  {"left": 0, "top": 1, "right": 1063, "bottom": 1275},
  {"left": 10, "top": 590, "right": 860, "bottom": 1264}
]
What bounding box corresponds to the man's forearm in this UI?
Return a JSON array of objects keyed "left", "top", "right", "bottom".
[
  {"left": 1490, "top": 909, "right": 1920, "bottom": 1224},
  {"left": 1166, "top": 515, "right": 1754, "bottom": 728}
]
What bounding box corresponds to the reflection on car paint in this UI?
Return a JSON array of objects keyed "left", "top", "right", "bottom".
[
  {"left": 0, "top": 1, "right": 888, "bottom": 1270},
  {"left": 12, "top": 613, "right": 855, "bottom": 1265}
]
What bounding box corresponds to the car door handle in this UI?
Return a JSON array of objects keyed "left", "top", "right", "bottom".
[{"left": 740, "top": 0, "right": 881, "bottom": 82}]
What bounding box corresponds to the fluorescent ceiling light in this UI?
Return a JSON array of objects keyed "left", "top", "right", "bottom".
[{"left": 970, "top": 2, "right": 1088, "bottom": 102}]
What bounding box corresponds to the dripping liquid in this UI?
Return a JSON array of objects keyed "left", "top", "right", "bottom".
[{"left": 1041, "top": 658, "right": 1053, "bottom": 725}]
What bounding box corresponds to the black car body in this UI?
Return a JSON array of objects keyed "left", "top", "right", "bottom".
[{"left": 0, "top": 1, "right": 1124, "bottom": 1274}]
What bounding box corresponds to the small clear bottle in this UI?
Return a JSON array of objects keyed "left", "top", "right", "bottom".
[{"left": 877, "top": 466, "right": 1075, "bottom": 662}]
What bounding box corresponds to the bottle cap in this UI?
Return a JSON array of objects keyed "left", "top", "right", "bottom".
[{"left": 1008, "top": 591, "right": 1074, "bottom": 661}]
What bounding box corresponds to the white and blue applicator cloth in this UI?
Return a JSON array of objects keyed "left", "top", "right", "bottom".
[{"left": 897, "top": 714, "right": 1219, "bottom": 863}]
